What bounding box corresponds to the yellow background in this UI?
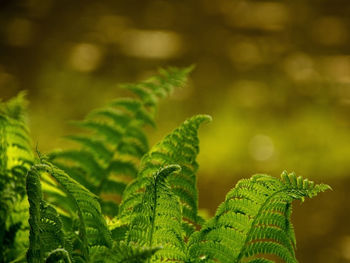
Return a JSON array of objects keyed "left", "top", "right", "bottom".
[{"left": 1, "top": 0, "right": 349, "bottom": 261}]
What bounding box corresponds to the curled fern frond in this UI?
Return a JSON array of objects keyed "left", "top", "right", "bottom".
[
  {"left": 0, "top": 92, "right": 34, "bottom": 262},
  {"left": 120, "top": 165, "right": 186, "bottom": 262},
  {"left": 50, "top": 67, "right": 193, "bottom": 217},
  {"left": 188, "top": 172, "right": 330, "bottom": 263}
]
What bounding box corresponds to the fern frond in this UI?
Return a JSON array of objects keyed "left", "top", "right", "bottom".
[
  {"left": 90, "top": 241, "right": 160, "bottom": 263},
  {"left": 120, "top": 165, "right": 186, "bottom": 262},
  {"left": 188, "top": 172, "right": 330, "bottom": 263},
  {"left": 50, "top": 66, "right": 193, "bottom": 217},
  {"left": 0, "top": 92, "right": 34, "bottom": 262},
  {"left": 128, "top": 114, "right": 211, "bottom": 236},
  {"left": 30, "top": 160, "right": 112, "bottom": 261},
  {"left": 0, "top": 92, "right": 33, "bottom": 194},
  {"left": 26, "top": 165, "right": 72, "bottom": 263},
  {"left": 64, "top": 134, "right": 113, "bottom": 163},
  {"left": 0, "top": 91, "right": 28, "bottom": 121}
]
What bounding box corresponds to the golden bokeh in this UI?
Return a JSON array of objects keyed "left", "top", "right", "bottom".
[{"left": 1, "top": 0, "right": 350, "bottom": 261}]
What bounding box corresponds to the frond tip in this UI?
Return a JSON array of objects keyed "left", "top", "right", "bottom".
[
  {"left": 280, "top": 171, "right": 331, "bottom": 199},
  {"left": 188, "top": 171, "right": 330, "bottom": 263},
  {"left": 50, "top": 66, "right": 194, "bottom": 217},
  {"left": 138, "top": 114, "right": 212, "bottom": 230}
]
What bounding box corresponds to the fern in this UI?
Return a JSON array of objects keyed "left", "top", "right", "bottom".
[
  {"left": 121, "top": 114, "right": 211, "bottom": 245},
  {"left": 90, "top": 242, "right": 160, "bottom": 263},
  {"left": 187, "top": 172, "right": 330, "bottom": 263},
  {"left": 27, "top": 159, "right": 114, "bottom": 261},
  {"left": 119, "top": 115, "right": 329, "bottom": 263},
  {"left": 0, "top": 92, "right": 34, "bottom": 262},
  {"left": 0, "top": 68, "right": 331, "bottom": 263},
  {"left": 50, "top": 67, "right": 193, "bottom": 217},
  {"left": 120, "top": 165, "right": 185, "bottom": 262},
  {"left": 26, "top": 164, "right": 71, "bottom": 263},
  {"left": 26, "top": 160, "right": 160, "bottom": 263}
]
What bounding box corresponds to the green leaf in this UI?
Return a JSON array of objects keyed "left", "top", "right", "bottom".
[
  {"left": 26, "top": 165, "right": 71, "bottom": 263},
  {"left": 0, "top": 92, "right": 34, "bottom": 262},
  {"left": 50, "top": 67, "right": 193, "bottom": 218},
  {"left": 90, "top": 241, "right": 160, "bottom": 263},
  {"left": 120, "top": 165, "right": 186, "bottom": 262},
  {"left": 188, "top": 172, "right": 330, "bottom": 263},
  {"left": 139, "top": 114, "right": 211, "bottom": 232},
  {"left": 33, "top": 161, "right": 112, "bottom": 260}
]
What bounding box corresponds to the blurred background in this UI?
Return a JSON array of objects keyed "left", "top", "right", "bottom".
[{"left": 1, "top": 0, "right": 350, "bottom": 261}]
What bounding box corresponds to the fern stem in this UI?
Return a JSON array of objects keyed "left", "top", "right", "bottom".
[{"left": 148, "top": 177, "right": 158, "bottom": 248}]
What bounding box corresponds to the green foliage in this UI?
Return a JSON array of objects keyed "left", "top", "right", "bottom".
[
  {"left": 139, "top": 114, "right": 211, "bottom": 228},
  {"left": 187, "top": 172, "right": 330, "bottom": 263},
  {"left": 50, "top": 66, "right": 194, "bottom": 217},
  {"left": 120, "top": 165, "right": 185, "bottom": 262},
  {"left": 26, "top": 164, "right": 70, "bottom": 263},
  {"left": 119, "top": 114, "right": 329, "bottom": 263},
  {"left": 26, "top": 159, "right": 158, "bottom": 263},
  {"left": 120, "top": 114, "right": 212, "bottom": 260},
  {"left": 0, "top": 67, "right": 331, "bottom": 263},
  {"left": 0, "top": 92, "right": 34, "bottom": 262},
  {"left": 89, "top": 242, "right": 160, "bottom": 263}
]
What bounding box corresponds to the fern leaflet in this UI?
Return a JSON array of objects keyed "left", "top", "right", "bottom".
[
  {"left": 120, "top": 165, "right": 185, "bottom": 262},
  {"left": 28, "top": 160, "right": 112, "bottom": 261},
  {"left": 50, "top": 67, "right": 193, "bottom": 217},
  {"left": 187, "top": 172, "right": 330, "bottom": 263},
  {"left": 26, "top": 164, "right": 72, "bottom": 263},
  {"left": 0, "top": 69, "right": 331, "bottom": 263},
  {"left": 0, "top": 92, "right": 33, "bottom": 262},
  {"left": 123, "top": 114, "right": 210, "bottom": 239},
  {"left": 90, "top": 242, "right": 160, "bottom": 263}
]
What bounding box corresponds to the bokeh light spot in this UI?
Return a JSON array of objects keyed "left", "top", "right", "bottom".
[
  {"left": 120, "top": 29, "right": 182, "bottom": 59},
  {"left": 69, "top": 43, "right": 103, "bottom": 72},
  {"left": 283, "top": 52, "right": 317, "bottom": 82},
  {"left": 341, "top": 236, "right": 350, "bottom": 260},
  {"left": 229, "top": 80, "right": 268, "bottom": 108},
  {"left": 224, "top": 1, "right": 289, "bottom": 31},
  {"left": 228, "top": 40, "right": 262, "bottom": 70},
  {"left": 249, "top": 134, "right": 275, "bottom": 161},
  {"left": 320, "top": 56, "right": 350, "bottom": 83}
]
